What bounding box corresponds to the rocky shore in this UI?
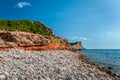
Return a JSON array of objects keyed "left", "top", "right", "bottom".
[{"left": 0, "top": 48, "right": 119, "bottom": 80}]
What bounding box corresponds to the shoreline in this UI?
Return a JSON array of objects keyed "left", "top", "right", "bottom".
[
  {"left": 77, "top": 50, "right": 120, "bottom": 77},
  {"left": 77, "top": 52, "right": 120, "bottom": 78},
  {"left": 0, "top": 48, "right": 120, "bottom": 79}
]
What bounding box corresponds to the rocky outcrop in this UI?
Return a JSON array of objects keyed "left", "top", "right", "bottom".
[
  {"left": 0, "top": 31, "right": 50, "bottom": 47},
  {"left": 70, "top": 41, "right": 84, "bottom": 50},
  {"left": 0, "top": 31, "right": 72, "bottom": 50}
]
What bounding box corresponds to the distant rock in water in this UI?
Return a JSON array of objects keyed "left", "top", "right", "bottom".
[{"left": 70, "top": 41, "right": 84, "bottom": 50}]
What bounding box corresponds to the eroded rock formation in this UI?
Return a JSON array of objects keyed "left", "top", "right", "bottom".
[
  {"left": 0, "top": 31, "right": 72, "bottom": 50},
  {"left": 70, "top": 41, "right": 84, "bottom": 50}
]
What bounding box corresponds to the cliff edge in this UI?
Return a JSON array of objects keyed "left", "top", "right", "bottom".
[
  {"left": 0, "top": 30, "right": 72, "bottom": 50},
  {"left": 70, "top": 41, "right": 84, "bottom": 50},
  {"left": 0, "top": 19, "right": 73, "bottom": 50}
]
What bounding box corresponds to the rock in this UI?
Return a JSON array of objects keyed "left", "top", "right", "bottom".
[
  {"left": 62, "top": 67, "right": 67, "bottom": 71},
  {"left": 13, "top": 55, "right": 20, "bottom": 59},
  {"left": 0, "top": 74, "right": 6, "bottom": 79},
  {"left": 5, "top": 42, "right": 17, "bottom": 47},
  {"left": 25, "top": 73, "right": 32, "bottom": 78},
  {"left": 46, "top": 77, "right": 51, "bottom": 80},
  {"left": 0, "top": 58, "right": 7, "bottom": 62},
  {"left": 0, "top": 49, "right": 118, "bottom": 80},
  {"left": 2, "top": 71, "right": 9, "bottom": 76},
  {"left": 77, "top": 54, "right": 86, "bottom": 59},
  {"left": 65, "top": 75, "right": 73, "bottom": 80},
  {"left": 0, "top": 31, "right": 72, "bottom": 51},
  {"left": 70, "top": 41, "right": 84, "bottom": 50},
  {"left": 0, "top": 31, "right": 50, "bottom": 47},
  {"left": 0, "top": 54, "right": 4, "bottom": 58},
  {"left": 108, "top": 66, "right": 113, "bottom": 70}
]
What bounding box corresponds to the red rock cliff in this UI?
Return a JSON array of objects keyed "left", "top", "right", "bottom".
[{"left": 0, "top": 31, "right": 72, "bottom": 50}]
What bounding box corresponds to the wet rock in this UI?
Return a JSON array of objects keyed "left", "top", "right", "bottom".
[{"left": 108, "top": 66, "right": 113, "bottom": 70}]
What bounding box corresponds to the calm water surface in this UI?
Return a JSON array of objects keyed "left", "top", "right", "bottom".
[{"left": 80, "top": 49, "right": 120, "bottom": 75}]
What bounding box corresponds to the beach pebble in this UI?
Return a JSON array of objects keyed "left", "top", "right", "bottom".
[
  {"left": 2, "top": 71, "right": 9, "bottom": 76},
  {"left": 0, "top": 58, "right": 7, "bottom": 62},
  {"left": 13, "top": 55, "right": 20, "bottom": 59},
  {"left": 0, "top": 54, "right": 4, "bottom": 58},
  {"left": 0, "top": 49, "right": 118, "bottom": 80},
  {"left": 0, "top": 74, "right": 6, "bottom": 79}
]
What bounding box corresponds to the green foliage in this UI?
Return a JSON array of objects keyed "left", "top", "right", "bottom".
[
  {"left": 52, "top": 38, "right": 61, "bottom": 44},
  {"left": 0, "top": 19, "right": 54, "bottom": 36},
  {"left": 51, "top": 38, "right": 65, "bottom": 46}
]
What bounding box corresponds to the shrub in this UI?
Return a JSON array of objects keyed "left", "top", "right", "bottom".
[{"left": 0, "top": 19, "right": 54, "bottom": 36}]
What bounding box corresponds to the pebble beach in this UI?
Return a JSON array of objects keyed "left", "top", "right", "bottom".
[{"left": 0, "top": 48, "right": 119, "bottom": 80}]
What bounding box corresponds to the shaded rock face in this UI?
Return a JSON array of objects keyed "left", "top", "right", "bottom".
[
  {"left": 70, "top": 41, "right": 84, "bottom": 50},
  {"left": 0, "top": 31, "right": 72, "bottom": 50},
  {"left": 0, "top": 31, "right": 50, "bottom": 48}
]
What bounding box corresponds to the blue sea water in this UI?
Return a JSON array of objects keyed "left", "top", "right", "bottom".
[{"left": 79, "top": 49, "right": 120, "bottom": 75}]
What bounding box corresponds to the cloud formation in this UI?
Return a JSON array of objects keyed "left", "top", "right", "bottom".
[
  {"left": 68, "top": 36, "right": 91, "bottom": 41},
  {"left": 16, "top": 2, "right": 31, "bottom": 8},
  {"left": 70, "top": 36, "right": 79, "bottom": 40},
  {"left": 107, "top": 32, "right": 112, "bottom": 34},
  {"left": 80, "top": 37, "right": 91, "bottom": 41}
]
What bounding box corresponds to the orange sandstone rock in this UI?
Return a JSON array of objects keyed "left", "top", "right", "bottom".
[{"left": 0, "top": 31, "right": 72, "bottom": 51}]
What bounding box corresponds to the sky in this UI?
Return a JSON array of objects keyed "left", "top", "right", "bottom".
[{"left": 0, "top": 0, "right": 120, "bottom": 49}]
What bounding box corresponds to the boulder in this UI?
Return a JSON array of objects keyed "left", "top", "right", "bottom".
[{"left": 70, "top": 41, "right": 84, "bottom": 50}]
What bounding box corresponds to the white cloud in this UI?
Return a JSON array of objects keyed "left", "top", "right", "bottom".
[
  {"left": 68, "top": 36, "right": 79, "bottom": 40},
  {"left": 80, "top": 37, "right": 92, "bottom": 41},
  {"left": 15, "top": 2, "right": 31, "bottom": 8},
  {"left": 68, "top": 36, "right": 92, "bottom": 41},
  {"left": 71, "top": 36, "right": 79, "bottom": 40},
  {"left": 107, "top": 32, "right": 112, "bottom": 34}
]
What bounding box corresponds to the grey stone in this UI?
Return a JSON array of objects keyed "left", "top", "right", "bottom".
[{"left": 0, "top": 74, "right": 6, "bottom": 79}]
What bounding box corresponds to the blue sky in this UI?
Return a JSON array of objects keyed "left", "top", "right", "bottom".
[{"left": 0, "top": 0, "right": 120, "bottom": 49}]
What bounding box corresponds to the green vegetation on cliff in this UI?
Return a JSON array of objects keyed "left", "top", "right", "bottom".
[{"left": 0, "top": 19, "right": 54, "bottom": 36}]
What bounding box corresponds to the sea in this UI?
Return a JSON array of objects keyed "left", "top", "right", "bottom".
[{"left": 79, "top": 49, "right": 120, "bottom": 75}]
